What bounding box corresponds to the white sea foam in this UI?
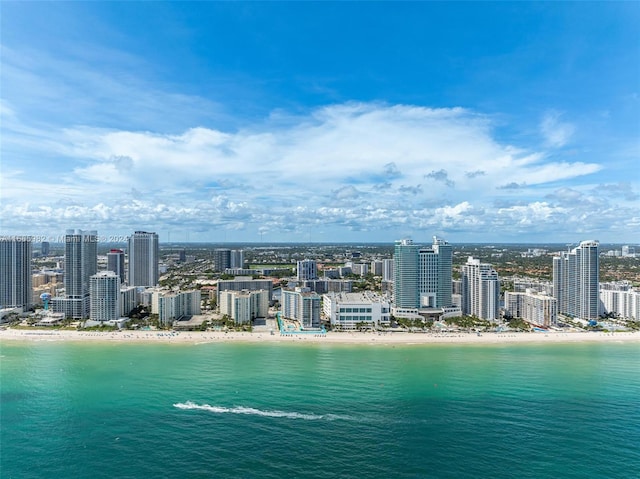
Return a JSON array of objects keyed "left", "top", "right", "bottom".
[{"left": 173, "top": 401, "right": 349, "bottom": 421}]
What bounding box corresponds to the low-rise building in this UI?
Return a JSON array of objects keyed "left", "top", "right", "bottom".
[{"left": 323, "top": 291, "right": 391, "bottom": 330}]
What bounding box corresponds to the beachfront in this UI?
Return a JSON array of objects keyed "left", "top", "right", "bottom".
[{"left": 1, "top": 328, "right": 639, "bottom": 345}]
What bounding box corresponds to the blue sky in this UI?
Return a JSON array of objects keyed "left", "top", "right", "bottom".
[{"left": 1, "top": 1, "right": 638, "bottom": 243}]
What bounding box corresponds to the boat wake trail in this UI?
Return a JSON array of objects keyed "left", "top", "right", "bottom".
[{"left": 173, "top": 401, "right": 351, "bottom": 421}]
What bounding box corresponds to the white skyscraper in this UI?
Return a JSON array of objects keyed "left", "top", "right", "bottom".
[
  {"left": 128, "top": 231, "right": 159, "bottom": 287},
  {"left": 553, "top": 240, "right": 600, "bottom": 321},
  {"left": 52, "top": 229, "right": 98, "bottom": 319},
  {"left": 0, "top": 236, "right": 33, "bottom": 311},
  {"left": 461, "top": 257, "right": 500, "bottom": 321},
  {"left": 90, "top": 271, "right": 121, "bottom": 321}
]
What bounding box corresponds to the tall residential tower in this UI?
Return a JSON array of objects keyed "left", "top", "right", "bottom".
[
  {"left": 553, "top": 240, "right": 600, "bottom": 321},
  {"left": 107, "top": 249, "right": 126, "bottom": 284},
  {"left": 461, "top": 257, "right": 500, "bottom": 321},
  {"left": 128, "top": 231, "right": 159, "bottom": 287},
  {"left": 52, "top": 229, "right": 98, "bottom": 319},
  {"left": 0, "top": 237, "right": 33, "bottom": 312}
]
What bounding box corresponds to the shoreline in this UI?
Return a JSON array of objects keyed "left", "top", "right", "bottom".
[{"left": 1, "top": 328, "right": 639, "bottom": 345}]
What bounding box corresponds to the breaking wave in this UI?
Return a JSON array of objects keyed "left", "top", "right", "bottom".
[{"left": 173, "top": 401, "right": 350, "bottom": 421}]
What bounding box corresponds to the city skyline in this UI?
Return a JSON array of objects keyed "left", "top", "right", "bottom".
[{"left": 1, "top": 2, "right": 638, "bottom": 243}]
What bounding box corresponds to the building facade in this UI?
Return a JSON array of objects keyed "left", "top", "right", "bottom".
[
  {"left": 504, "top": 290, "right": 557, "bottom": 327},
  {"left": 217, "top": 277, "right": 274, "bottom": 303},
  {"left": 0, "top": 236, "right": 33, "bottom": 311},
  {"left": 600, "top": 282, "right": 639, "bottom": 321},
  {"left": 128, "top": 231, "right": 159, "bottom": 287},
  {"left": 52, "top": 229, "right": 97, "bottom": 319},
  {"left": 90, "top": 271, "right": 121, "bottom": 321},
  {"left": 213, "top": 248, "right": 231, "bottom": 272},
  {"left": 219, "top": 289, "right": 269, "bottom": 324},
  {"left": 461, "top": 256, "right": 500, "bottom": 321},
  {"left": 297, "top": 259, "right": 318, "bottom": 281},
  {"left": 152, "top": 289, "right": 201, "bottom": 327},
  {"left": 107, "top": 249, "right": 126, "bottom": 284},
  {"left": 393, "top": 237, "right": 453, "bottom": 310},
  {"left": 230, "top": 250, "right": 245, "bottom": 269},
  {"left": 553, "top": 240, "right": 600, "bottom": 321},
  {"left": 322, "top": 291, "right": 391, "bottom": 330},
  {"left": 281, "top": 287, "right": 321, "bottom": 328}
]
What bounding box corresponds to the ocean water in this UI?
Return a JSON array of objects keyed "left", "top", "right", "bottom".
[{"left": 1, "top": 341, "right": 639, "bottom": 478}]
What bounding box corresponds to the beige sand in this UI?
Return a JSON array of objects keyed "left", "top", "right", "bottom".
[{"left": 1, "top": 327, "right": 639, "bottom": 345}]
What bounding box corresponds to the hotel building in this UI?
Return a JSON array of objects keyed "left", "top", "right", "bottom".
[{"left": 393, "top": 237, "right": 453, "bottom": 310}]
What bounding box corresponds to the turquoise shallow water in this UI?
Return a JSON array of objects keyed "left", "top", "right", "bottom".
[{"left": 1, "top": 341, "right": 639, "bottom": 478}]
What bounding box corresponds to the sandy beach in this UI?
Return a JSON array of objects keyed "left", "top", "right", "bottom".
[{"left": 1, "top": 328, "right": 639, "bottom": 345}]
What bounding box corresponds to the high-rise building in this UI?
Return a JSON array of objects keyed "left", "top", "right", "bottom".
[
  {"left": 382, "top": 259, "right": 394, "bottom": 282},
  {"left": 600, "top": 282, "right": 639, "bottom": 321},
  {"left": 394, "top": 239, "right": 420, "bottom": 308},
  {"left": 120, "top": 285, "right": 138, "bottom": 317},
  {"left": 41, "top": 241, "right": 50, "bottom": 256},
  {"left": 553, "top": 240, "right": 600, "bottom": 321},
  {"left": 297, "top": 259, "right": 318, "bottom": 281},
  {"left": 420, "top": 237, "right": 453, "bottom": 309},
  {"left": 52, "top": 229, "right": 98, "bottom": 319},
  {"left": 0, "top": 236, "right": 33, "bottom": 311},
  {"left": 213, "top": 248, "right": 231, "bottom": 272},
  {"left": 504, "top": 290, "right": 557, "bottom": 327},
  {"left": 230, "top": 250, "right": 244, "bottom": 269},
  {"left": 107, "top": 249, "right": 126, "bottom": 284},
  {"left": 217, "top": 277, "right": 274, "bottom": 303},
  {"left": 370, "top": 260, "right": 384, "bottom": 276},
  {"left": 219, "top": 289, "right": 269, "bottom": 324},
  {"left": 461, "top": 257, "right": 500, "bottom": 321},
  {"left": 90, "top": 271, "right": 121, "bottom": 321},
  {"left": 152, "top": 289, "right": 201, "bottom": 327},
  {"left": 281, "top": 287, "right": 321, "bottom": 328},
  {"left": 128, "top": 231, "right": 159, "bottom": 287},
  {"left": 393, "top": 237, "right": 453, "bottom": 309}
]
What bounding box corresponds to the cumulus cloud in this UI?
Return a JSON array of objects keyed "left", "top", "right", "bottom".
[{"left": 3, "top": 102, "right": 628, "bottom": 241}]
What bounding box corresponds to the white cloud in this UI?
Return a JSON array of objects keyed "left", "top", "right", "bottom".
[
  {"left": 540, "top": 111, "right": 576, "bottom": 148},
  {"left": 2, "top": 102, "right": 636, "bottom": 242}
]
